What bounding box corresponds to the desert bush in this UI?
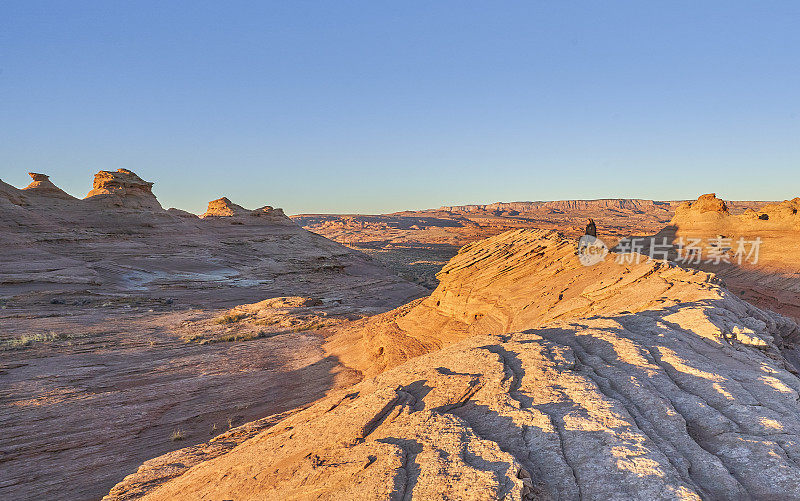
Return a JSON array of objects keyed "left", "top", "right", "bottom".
[
  {"left": 1, "top": 331, "right": 78, "bottom": 350},
  {"left": 214, "top": 312, "right": 248, "bottom": 324}
]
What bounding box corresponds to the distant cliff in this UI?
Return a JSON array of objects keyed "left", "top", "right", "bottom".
[{"left": 439, "top": 199, "right": 677, "bottom": 213}]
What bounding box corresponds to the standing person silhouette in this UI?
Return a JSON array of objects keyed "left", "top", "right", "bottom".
[{"left": 585, "top": 219, "right": 597, "bottom": 237}]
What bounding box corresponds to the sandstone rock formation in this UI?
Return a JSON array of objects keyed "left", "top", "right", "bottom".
[
  {"left": 0, "top": 169, "right": 426, "bottom": 501},
  {"left": 22, "top": 173, "right": 76, "bottom": 199},
  {"left": 201, "top": 196, "right": 249, "bottom": 217},
  {"left": 201, "top": 197, "right": 288, "bottom": 222},
  {"left": 0, "top": 178, "right": 29, "bottom": 206},
  {"left": 106, "top": 229, "right": 800, "bottom": 500},
  {"left": 327, "top": 229, "right": 776, "bottom": 377},
  {"left": 294, "top": 198, "right": 769, "bottom": 290},
  {"left": 675, "top": 193, "right": 728, "bottom": 215},
  {"left": 84, "top": 168, "right": 162, "bottom": 209},
  {"left": 0, "top": 168, "right": 422, "bottom": 306},
  {"left": 632, "top": 193, "right": 800, "bottom": 320},
  {"left": 671, "top": 193, "right": 800, "bottom": 233},
  {"left": 6, "top": 176, "right": 799, "bottom": 501}
]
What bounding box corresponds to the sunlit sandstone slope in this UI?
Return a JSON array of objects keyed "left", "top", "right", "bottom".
[
  {"left": 327, "top": 229, "right": 799, "bottom": 377},
  {"left": 625, "top": 194, "right": 800, "bottom": 321},
  {"left": 108, "top": 230, "right": 800, "bottom": 500},
  {"left": 0, "top": 170, "right": 426, "bottom": 501},
  {"left": 292, "top": 199, "right": 769, "bottom": 289}
]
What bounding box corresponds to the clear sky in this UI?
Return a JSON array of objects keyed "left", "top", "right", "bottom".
[{"left": 1, "top": 1, "right": 798, "bottom": 215}]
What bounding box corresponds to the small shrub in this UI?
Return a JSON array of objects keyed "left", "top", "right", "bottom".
[
  {"left": 292, "top": 321, "right": 326, "bottom": 332},
  {"left": 2, "top": 331, "right": 72, "bottom": 350},
  {"left": 170, "top": 429, "right": 186, "bottom": 441},
  {"left": 214, "top": 312, "right": 247, "bottom": 324}
]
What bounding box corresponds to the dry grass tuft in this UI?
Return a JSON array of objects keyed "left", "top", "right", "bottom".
[
  {"left": 214, "top": 312, "right": 248, "bottom": 325},
  {"left": 1, "top": 331, "right": 84, "bottom": 350}
]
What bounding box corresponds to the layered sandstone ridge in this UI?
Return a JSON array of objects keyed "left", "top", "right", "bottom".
[
  {"left": 0, "top": 169, "right": 363, "bottom": 300},
  {"left": 327, "top": 229, "right": 772, "bottom": 376},
  {"left": 630, "top": 193, "right": 800, "bottom": 319},
  {"left": 0, "top": 168, "right": 424, "bottom": 311},
  {"left": 294, "top": 197, "right": 770, "bottom": 290},
  {"left": 107, "top": 230, "right": 800, "bottom": 500},
  {"left": 0, "top": 170, "right": 427, "bottom": 501}
]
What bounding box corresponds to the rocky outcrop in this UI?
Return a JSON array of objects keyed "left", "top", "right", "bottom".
[
  {"left": 201, "top": 197, "right": 249, "bottom": 217},
  {"left": 22, "top": 173, "right": 76, "bottom": 199},
  {"left": 631, "top": 193, "right": 800, "bottom": 320},
  {"left": 669, "top": 193, "right": 731, "bottom": 229},
  {"left": 671, "top": 193, "right": 800, "bottom": 232},
  {"left": 327, "top": 229, "right": 751, "bottom": 376},
  {"left": 0, "top": 169, "right": 428, "bottom": 501},
  {"left": 0, "top": 178, "right": 27, "bottom": 205},
  {"left": 676, "top": 193, "right": 729, "bottom": 214},
  {"left": 106, "top": 229, "right": 800, "bottom": 500},
  {"left": 746, "top": 198, "right": 800, "bottom": 223},
  {"left": 295, "top": 198, "right": 773, "bottom": 291},
  {"left": 250, "top": 205, "right": 287, "bottom": 219},
  {"left": 84, "top": 169, "right": 162, "bottom": 210},
  {"left": 201, "top": 197, "right": 290, "bottom": 224},
  {"left": 0, "top": 168, "right": 423, "bottom": 300}
]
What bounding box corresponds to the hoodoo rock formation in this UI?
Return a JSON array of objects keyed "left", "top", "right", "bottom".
[
  {"left": 106, "top": 229, "right": 800, "bottom": 500},
  {"left": 84, "top": 168, "right": 162, "bottom": 209},
  {"left": 22, "top": 173, "right": 76, "bottom": 199}
]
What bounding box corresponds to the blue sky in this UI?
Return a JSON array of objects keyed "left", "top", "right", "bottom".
[{"left": 1, "top": 1, "right": 798, "bottom": 214}]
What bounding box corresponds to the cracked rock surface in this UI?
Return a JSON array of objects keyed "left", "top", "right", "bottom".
[
  {"left": 109, "top": 305, "right": 800, "bottom": 500},
  {"left": 108, "top": 230, "right": 800, "bottom": 500}
]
